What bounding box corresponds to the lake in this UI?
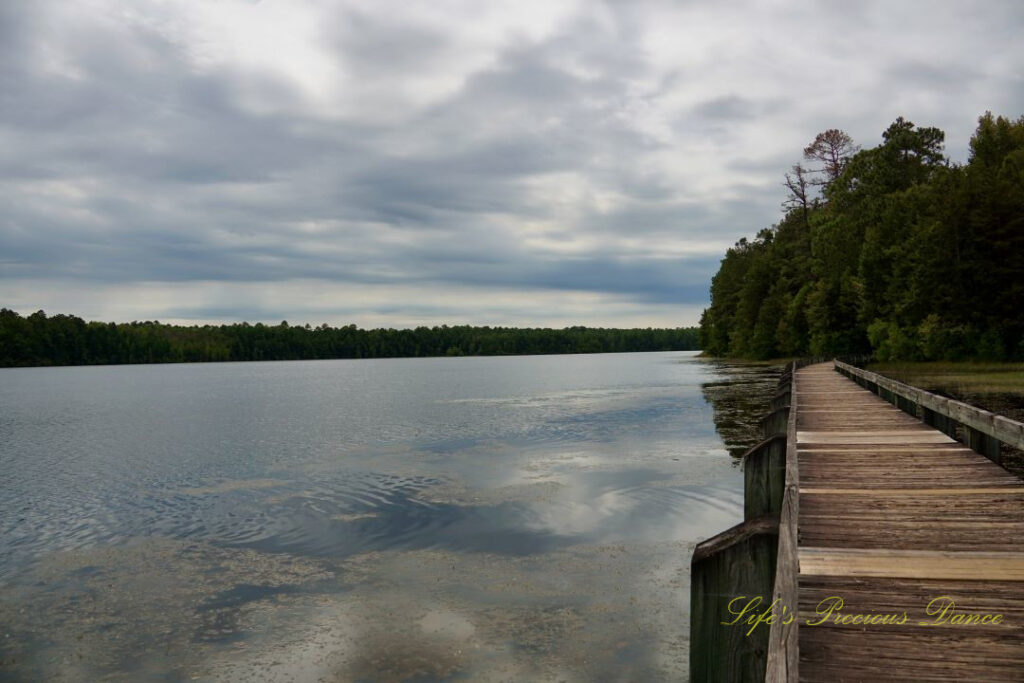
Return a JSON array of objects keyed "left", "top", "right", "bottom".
[{"left": 0, "top": 351, "right": 780, "bottom": 681}]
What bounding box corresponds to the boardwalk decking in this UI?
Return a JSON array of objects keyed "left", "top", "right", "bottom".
[{"left": 795, "top": 363, "right": 1024, "bottom": 681}]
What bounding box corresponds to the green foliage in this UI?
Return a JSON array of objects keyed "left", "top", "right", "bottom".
[
  {"left": 917, "top": 315, "right": 972, "bottom": 361},
  {"left": 0, "top": 310, "right": 700, "bottom": 367},
  {"left": 700, "top": 112, "right": 1024, "bottom": 361},
  {"left": 866, "top": 320, "right": 919, "bottom": 362}
]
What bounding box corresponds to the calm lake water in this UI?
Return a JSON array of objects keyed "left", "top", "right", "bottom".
[{"left": 0, "top": 351, "right": 779, "bottom": 681}]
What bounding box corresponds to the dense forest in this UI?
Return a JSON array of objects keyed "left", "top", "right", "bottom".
[
  {"left": 700, "top": 112, "right": 1024, "bottom": 361},
  {"left": 0, "top": 309, "right": 699, "bottom": 367}
]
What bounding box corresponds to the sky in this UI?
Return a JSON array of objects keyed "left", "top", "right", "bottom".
[{"left": 2, "top": 1, "right": 1022, "bottom": 329}]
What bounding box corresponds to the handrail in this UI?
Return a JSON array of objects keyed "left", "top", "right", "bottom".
[
  {"left": 765, "top": 362, "right": 799, "bottom": 681},
  {"left": 834, "top": 360, "right": 1024, "bottom": 459}
]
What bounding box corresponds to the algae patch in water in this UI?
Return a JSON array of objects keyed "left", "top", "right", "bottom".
[
  {"left": 207, "top": 542, "right": 694, "bottom": 682},
  {"left": 0, "top": 538, "right": 334, "bottom": 681},
  {"left": 0, "top": 534, "right": 698, "bottom": 682}
]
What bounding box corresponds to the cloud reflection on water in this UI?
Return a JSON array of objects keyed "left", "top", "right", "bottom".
[{"left": 0, "top": 352, "right": 781, "bottom": 680}]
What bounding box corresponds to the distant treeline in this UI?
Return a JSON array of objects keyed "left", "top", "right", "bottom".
[
  {"left": 0, "top": 309, "right": 700, "bottom": 367},
  {"left": 700, "top": 112, "right": 1024, "bottom": 361}
]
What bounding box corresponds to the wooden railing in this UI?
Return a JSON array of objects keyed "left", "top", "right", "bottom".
[
  {"left": 834, "top": 360, "right": 1024, "bottom": 465},
  {"left": 690, "top": 359, "right": 814, "bottom": 682},
  {"left": 765, "top": 362, "right": 799, "bottom": 682},
  {"left": 690, "top": 362, "right": 795, "bottom": 681}
]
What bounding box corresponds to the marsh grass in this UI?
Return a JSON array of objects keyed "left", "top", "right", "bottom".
[{"left": 867, "top": 362, "right": 1024, "bottom": 394}]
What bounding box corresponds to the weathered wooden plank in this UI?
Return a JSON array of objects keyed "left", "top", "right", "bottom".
[
  {"left": 801, "top": 490, "right": 1024, "bottom": 507},
  {"left": 799, "top": 472, "right": 1016, "bottom": 483},
  {"left": 800, "top": 524, "right": 1024, "bottom": 552},
  {"left": 799, "top": 430, "right": 951, "bottom": 437},
  {"left": 799, "top": 575, "right": 1024, "bottom": 614},
  {"left": 800, "top": 458, "right": 1017, "bottom": 472},
  {"left": 797, "top": 432, "right": 956, "bottom": 445},
  {"left": 799, "top": 548, "right": 1024, "bottom": 581},
  {"left": 799, "top": 576, "right": 1024, "bottom": 634},
  {"left": 798, "top": 445, "right": 971, "bottom": 453},
  {"left": 799, "top": 629, "right": 1024, "bottom": 681},
  {"left": 801, "top": 481, "right": 1022, "bottom": 491},
  {"left": 801, "top": 487, "right": 1024, "bottom": 495}
]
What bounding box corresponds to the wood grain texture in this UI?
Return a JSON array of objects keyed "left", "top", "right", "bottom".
[
  {"left": 800, "top": 548, "right": 1024, "bottom": 580},
  {"left": 791, "top": 362, "right": 1024, "bottom": 681},
  {"left": 766, "top": 362, "right": 800, "bottom": 682},
  {"left": 691, "top": 516, "right": 779, "bottom": 682}
]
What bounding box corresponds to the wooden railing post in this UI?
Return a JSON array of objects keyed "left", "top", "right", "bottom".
[
  {"left": 897, "top": 393, "right": 919, "bottom": 418},
  {"left": 966, "top": 426, "right": 1002, "bottom": 464},
  {"left": 770, "top": 387, "right": 791, "bottom": 412},
  {"left": 690, "top": 517, "right": 779, "bottom": 682},
  {"left": 759, "top": 407, "right": 790, "bottom": 439},
  {"left": 922, "top": 407, "right": 958, "bottom": 440},
  {"left": 743, "top": 435, "right": 787, "bottom": 520},
  {"left": 692, "top": 366, "right": 794, "bottom": 679},
  {"left": 692, "top": 362, "right": 798, "bottom": 682}
]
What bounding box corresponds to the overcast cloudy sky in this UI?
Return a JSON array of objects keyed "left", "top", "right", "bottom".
[{"left": 2, "top": 1, "right": 1021, "bottom": 328}]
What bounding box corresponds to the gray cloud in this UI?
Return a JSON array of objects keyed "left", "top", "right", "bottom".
[
  {"left": 691, "top": 95, "right": 762, "bottom": 122},
  {"left": 1, "top": 0, "right": 1021, "bottom": 327}
]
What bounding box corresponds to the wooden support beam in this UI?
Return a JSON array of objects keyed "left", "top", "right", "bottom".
[{"left": 691, "top": 516, "right": 779, "bottom": 682}]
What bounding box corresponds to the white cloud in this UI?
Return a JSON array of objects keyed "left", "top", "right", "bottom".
[{"left": 1, "top": 0, "right": 1020, "bottom": 327}]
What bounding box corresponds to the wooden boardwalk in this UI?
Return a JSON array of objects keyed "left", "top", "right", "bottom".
[{"left": 794, "top": 363, "right": 1024, "bottom": 681}]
